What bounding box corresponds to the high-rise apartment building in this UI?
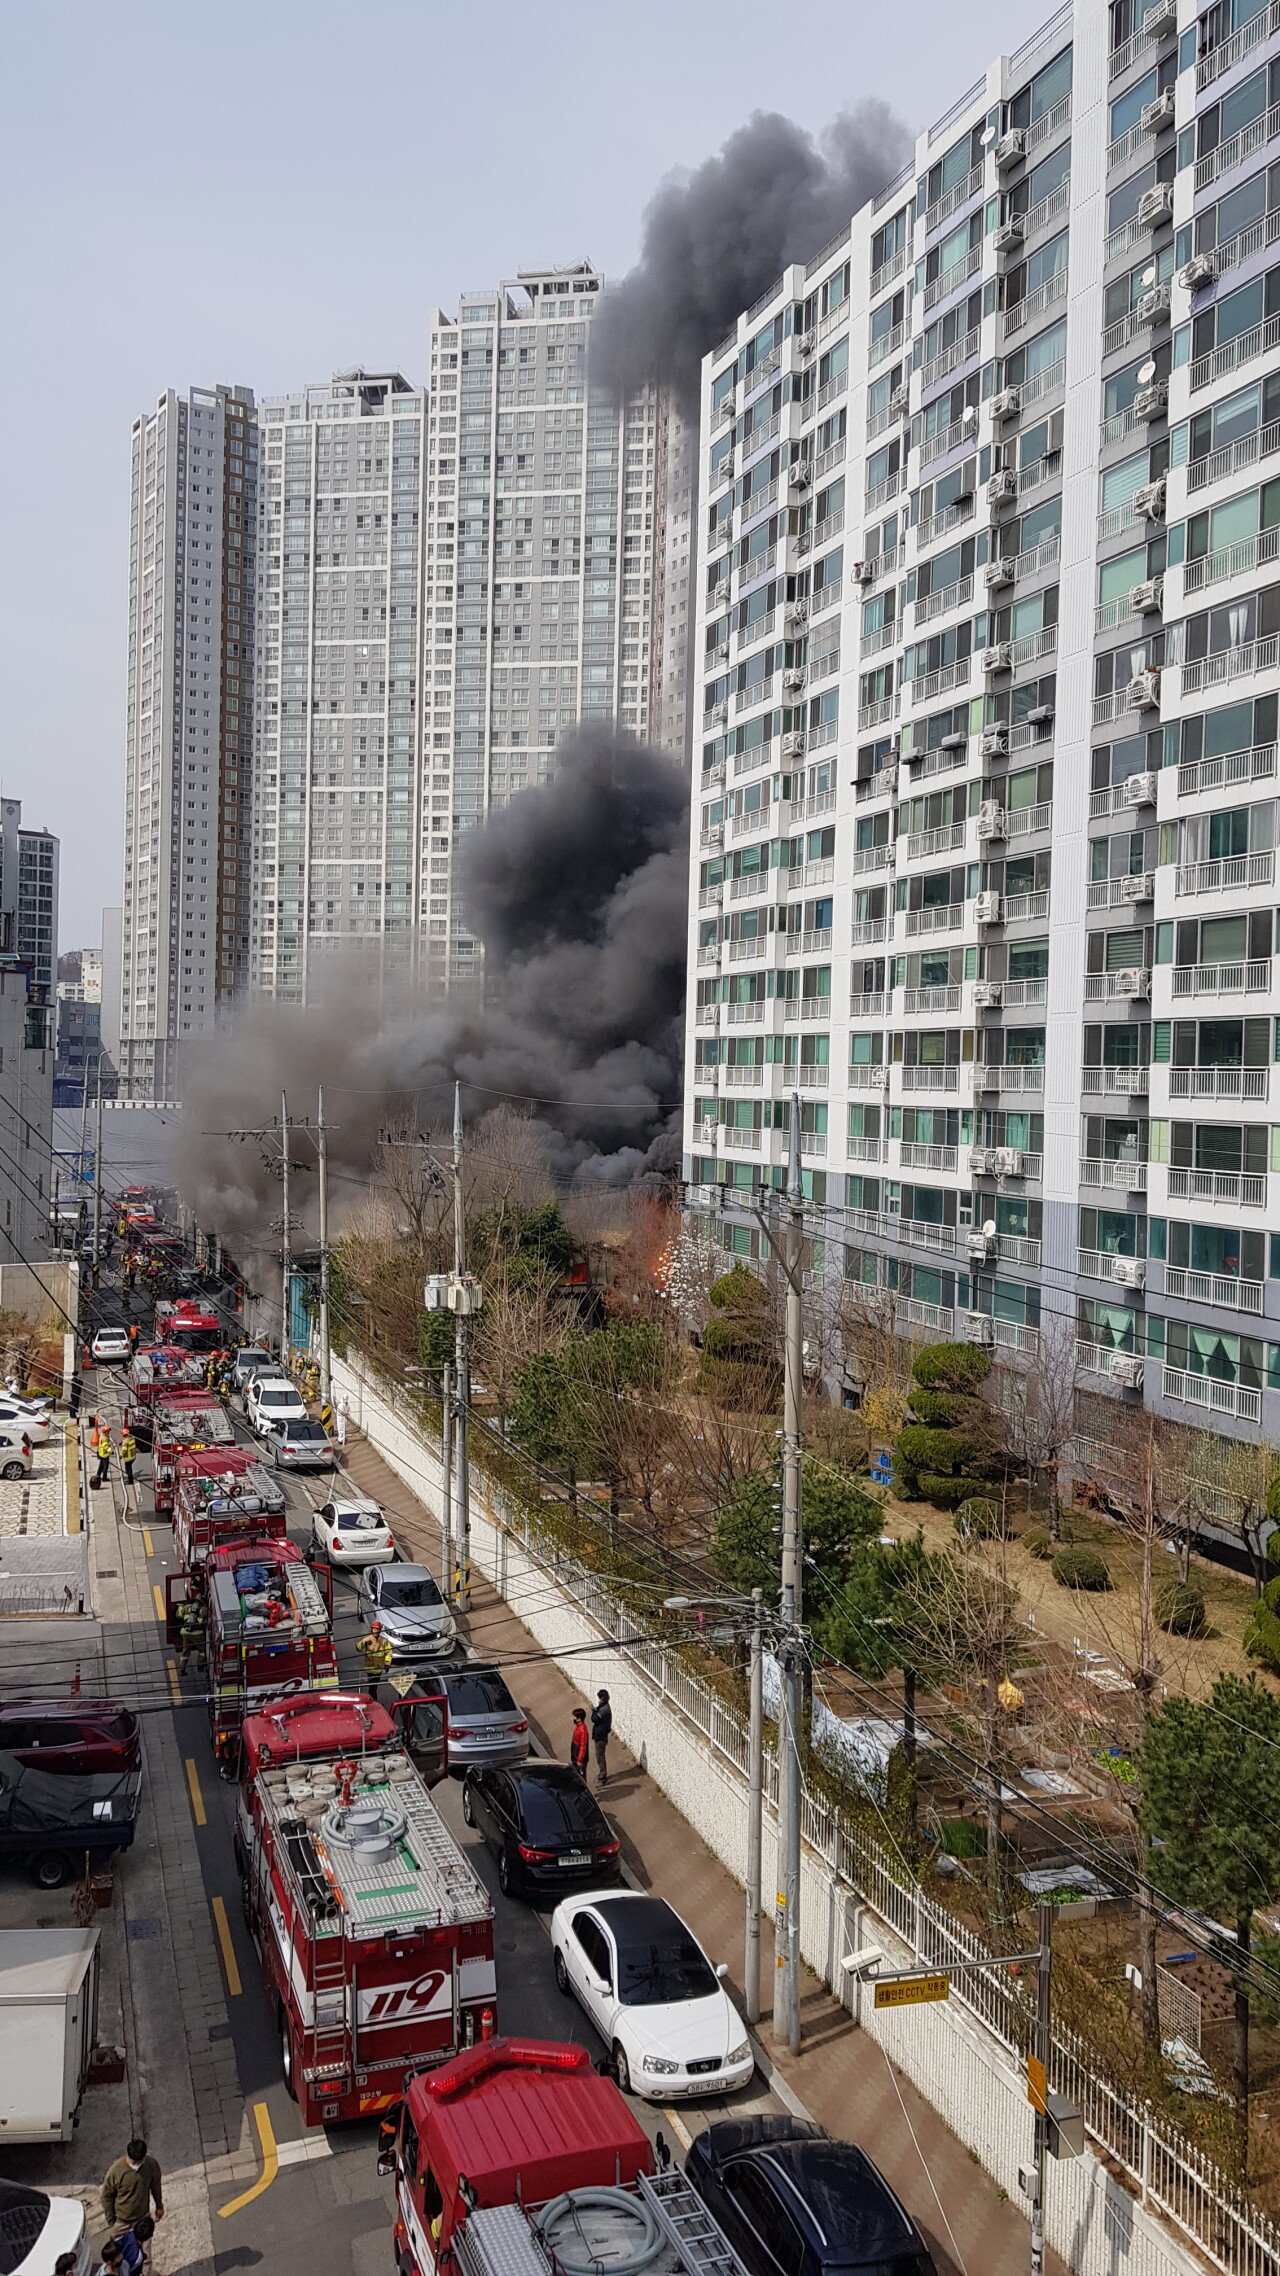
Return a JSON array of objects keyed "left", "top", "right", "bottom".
[
  {"left": 685, "top": 0, "right": 1280, "bottom": 1443},
  {"left": 17, "top": 828, "right": 58, "bottom": 1003},
  {"left": 120, "top": 383, "right": 257, "bottom": 1100},
  {"left": 421, "top": 263, "right": 675, "bottom": 989},
  {"left": 249, "top": 371, "right": 425, "bottom": 1002},
  {"left": 654, "top": 402, "right": 698, "bottom": 760}
]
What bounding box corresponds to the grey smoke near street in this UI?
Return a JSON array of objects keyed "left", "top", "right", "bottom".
[
  {"left": 176, "top": 728, "right": 689, "bottom": 1262},
  {"left": 593, "top": 101, "right": 911, "bottom": 410}
]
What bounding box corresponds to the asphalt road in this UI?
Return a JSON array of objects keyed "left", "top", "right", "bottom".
[{"left": 82, "top": 1284, "right": 782, "bottom": 2276}]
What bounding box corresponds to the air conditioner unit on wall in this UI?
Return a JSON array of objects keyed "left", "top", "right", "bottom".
[
  {"left": 995, "top": 129, "right": 1026, "bottom": 170},
  {"left": 963, "top": 1312, "right": 996, "bottom": 1345},
  {"left": 1110, "top": 1353, "right": 1145, "bottom": 1388},
  {"left": 990, "top": 386, "right": 1022, "bottom": 422},
  {"left": 973, "top": 980, "right": 1004, "bottom": 1007},
  {"left": 1123, "top": 771, "right": 1157, "bottom": 807}
]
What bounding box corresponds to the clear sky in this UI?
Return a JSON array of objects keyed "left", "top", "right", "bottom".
[{"left": 0, "top": 0, "right": 1043, "bottom": 946}]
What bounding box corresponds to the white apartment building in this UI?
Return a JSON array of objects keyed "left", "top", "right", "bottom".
[
  {"left": 685, "top": 0, "right": 1280, "bottom": 1443},
  {"left": 120, "top": 383, "right": 257, "bottom": 1100},
  {"left": 422, "top": 263, "right": 677, "bottom": 990},
  {"left": 249, "top": 371, "right": 425, "bottom": 1002},
  {"left": 17, "top": 828, "right": 58, "bottom": 1003}
]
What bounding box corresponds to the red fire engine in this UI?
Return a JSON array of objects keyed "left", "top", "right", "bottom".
[
  {"left": 122, "top": 1345, "right": 206, "bottom": 1445},
  {"left": 151, "top": 1388, "right": 236, "bottom": 1514},
  {"left": 206, "top": 1541, "right": 338, "bottom": 1769},
  {"left": 381, "top": 2037, "right": 744, "bottom": 2276},
  {"left": 152, "top": 1299, "right": 223, "bottom": 1354},
  {"left": 235, "top": 1694, "right": 494, "bottom": 2127},
  {"left": 172, "top": 1448, "right": 288, "bottom": 1576}
]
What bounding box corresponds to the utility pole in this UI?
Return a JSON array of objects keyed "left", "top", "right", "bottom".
[
  {"left": 91, "top": 1063, "right": 104, "bottom": 1274},
  {"left": 440, "top": 1360, "right": 454, "bottom": 1602},
  {"left": 52, "top": 1169, "right": 59, "bottom": 1257},
  {"left": 776, "top": 1090, "right": 805, "bottom": 2055},
  {"left": 280, "top": 1090, "right": 292, "bottom": 1363},
  {"left": 78, "top": 1075, "right": 90, "bottom": 1193},
  {"left": 746, "top": 1587, "right": 764, "bottom": 2026},
  {"left": 316, "top": 1086, "right": 332, "bottom": 1412},
  {"left": 903, "top": 1663, "right": 919, "bottom": 1869},
  {"left": 452, "top": 1081, "right": 470, "bottom": 1614},
  {"left": 1029, "top": 1900, "right": 1053, "bottom": 2276}
]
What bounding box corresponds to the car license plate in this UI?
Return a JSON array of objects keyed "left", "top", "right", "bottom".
[
  {"left": 559, "top": 1852, "right": 590, "bottom": 1867},
  {"left": 685, "top": 2077, "right": 719, "bottom": 2092}
]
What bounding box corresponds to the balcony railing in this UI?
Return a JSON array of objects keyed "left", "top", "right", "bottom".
[
  {"left": 1163, "top": 1365, "right": 1262, "bottom": 1422},
  {"left": 902, "top": 984, "right": 961, "bottom": 1013},
  {"left": 727, "top": 937, "right": 766, "bottom": 962},
  {"left": 864, "top": 471, "right": 902, "bottom": 514},
  {"left": 1187, "top": 417, "right": 1280, "bottom": 496},
  {"left": 1164, "top": 1266, "right": 1264, "bottom": 1314},
  {"left": 848, "top": 1063, "right": 888, "bottom": 1088},
  {"left": 860, "top": 622, "right": 897, "bottom": 659},
  {"left": 847, "top": 1136, "right": 889, "bottom": 1162},
  {"left": 1082, "top": 1065, "right": 1150, "bottom": 1094},
  {"left": 1183, "top": 528, "right": 1280, "bottom": 596},
  {"left": 979, "top": 1060, "right": 1046, "bottom": 1090},
  {"left": 924, "top": 243, "right": 982, "bottom": 313},
  {"left": 722, "top": 1064, "right": 764, "bottom": 1087},
  {"left": 900, "top": 1064, "right": 961, "bottom": 1090},
  {"left": 721, "top": 1126, "right": 762, "bottom": 1151},
  {"left": 1077, "top": 1247, "right": 1133, "bottom": 1283},
  {"left": 797, "top": 1064, "right": 829, "bottom": 1088},
  {"left": 914, "top": 496, "right": 975, "bottom": 549},
  {"left": 1167, "top": 1064, "right": 1268, "bottom": 1098},
  {"left": 853, "top": 843, "right": 894, "bottom": 874},
  {"left": 1002, "top": 890, "right": 1051, "bottom": 923},
  {"left": 870, "top": 247, "right": 907, "bottom": 298},
  {"left": 1168, "top": 1167, "right": 1267, "bottom": 1207},
  {"left": 916, "top": 575, "right": 973, "bottom": 627},
  {"left": 858, "top": 695, "right": 899, "bottom": 730},
  {"left": 920, "top": 327, "right": 981, "bottom": 394},
  {"left": 920, "top": 416, "right": 971, "bottom": 469},
  {"left": 725, "top": 1000, "right": 766, "bottom": 1024},
  {"left": 1080, "top": 1156, "right": 1149, "bottom": 1190},
  {"left": 1088, "top": 875, "right": 1155, "bottom": 908},
  {"left": 846, "top": 991, "right": 886, "bottom": 1018},
  {"left": 905, "top": 901, "right": 967, "bottom": 935},
  {"left": 996, "top": 1234, "right": 1043, "bottom": 1268},
  {"left": 742, "top": 412, "right": 781, "bottom": 462},
  {"left": 1178, "top": 743, "right": 1276, "bottom": 796},
  {"left": 1085, "top": 969, "right": 1152, "bottom": 999},
  {"left": 903, "top": 1297, "right": 956, "bottom": 1335},
  {"left": 1003, "top": 270, "right": 1068, "bottom": 339},
  {"left": 924, "top": 164, "right": 983, "bottom": 239},
  {"left": 788, "top": 926, "right": 834, "bottom": 955},
  {"left": 1171, "top": 958, "right": 1272, "bottom": 994},
  {"left": 1176, "top": 849, "right": 1276, "bottom": 896},
  {"left": 848, "top": 920, "right": 886, "bottom": 946},
  {"left": 1002, "top": 976, "right": 1048, "bottom": 1005},
  {"left": 869, "top": 320, "right": 909, "bottom": 369},
  {"left": 899, "top": 1140, "right": 958, "bottom": 1171},
  {"left": 814, "top": 438, "right": 846, "bottom": 479},
  {"left": 1194, "top": 99, "right": 1280, "bottom": 195},
  {"left": 1026, "top": 92, "right": 1071, "bottom": 155},
  {"left": 908, "top": 820, "right": 966, "bottom": 861},
  {"left": 809, "top": 647, "right": 841, "bottom": 683},
  {"left": 728, "top": 871, "right": 770, "bottom": 901},
  {"left": 1021, "top": 357, "right": 1067, "bottom": 410},
  {"left": 909, "top": 657, "right": 971, "bottom": 706},
  {"left": 1010, "top": 625, "right": 1057, "bottom": 669},
  {"left": 1192, "top": 313, "right": 1280, "bottom": 393},
  {"left": 1197, "top": 0, "right": 1280, "bottom": 90},
  {"left": 1006, "top": 801, "right": 1054, "bottom": 839}
]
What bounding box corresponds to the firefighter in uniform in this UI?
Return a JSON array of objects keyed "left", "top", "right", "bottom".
[
  {"left": 355, "top": 1619, "right": 393, "bottom": 1696},
  {"left": 175, "top": 1595, "right": 206, "bottom": 1674}
]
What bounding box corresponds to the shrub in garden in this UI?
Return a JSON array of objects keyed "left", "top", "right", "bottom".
[
  {"left": 1051, "top": 1546, "right": 1112, "bottom": 1592},
  {"left": 1155, "top": 1578, "right": 1207, "bottom": 1637}
]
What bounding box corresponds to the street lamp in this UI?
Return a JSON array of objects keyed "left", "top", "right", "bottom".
[{"left": 665, "top": 1589, "right": 765, "bottom": 2024}]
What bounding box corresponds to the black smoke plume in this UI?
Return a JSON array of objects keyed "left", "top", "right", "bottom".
[
  {"left": 593, "top": 102, "right": 911, "bottom": 411},
  {"left": 176, "top": 729, "right": 689, "bottom": 1262}
]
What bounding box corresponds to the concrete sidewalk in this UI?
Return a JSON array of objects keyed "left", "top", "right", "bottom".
[{"left": 338, "top": 1424, "right": 1066, "bottom": 2276}]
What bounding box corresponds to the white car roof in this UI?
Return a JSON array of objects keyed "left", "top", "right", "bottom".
[{"left": 329, "top": 1496, "right": 384, "bottom": 1518}]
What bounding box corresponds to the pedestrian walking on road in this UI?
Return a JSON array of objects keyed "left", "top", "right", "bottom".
[
  {"left": 336, "top": 1391, "right": 350, "bottom": 1448},
  {"left": 570, "top": 1707, "right": 590, "bottom": 1773},
  {"left": 118, "top": 1429, "right": 137, "bottom": 1489},
  {"left": 101, "top": 2137, "right": 164, "bottom": 2234},
  {"left": 591, "top": 1689, "right": 613, "bottom": 1786},
  {"left": 356, "top": 1619, "right": 393, "bottom": 1695},
  {"left": 91, "top": 1425, "right": 112, "bottom": 1490}
]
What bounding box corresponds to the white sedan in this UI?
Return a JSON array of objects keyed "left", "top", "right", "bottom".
[
  {"left": 90, "top": 1327, "right": 132, "bottom": 1364},
  {"left": 0, "top": 1401, "right": 54, "bottom": 1446},
  {"left": 246, "top": 1376, "right": 308, "bottom": 1438},
  {"left": 550, "top": 1890, "right": 754, "bottom": 2101},
  {"left": 0, "top": 2176, "right": 91, "bottom": 2271},
  {"left": 310, "top": 1494, "right": 397, "bottom": 1566}
]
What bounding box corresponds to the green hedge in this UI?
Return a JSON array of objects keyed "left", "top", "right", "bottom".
[
  {"left": 1052, "top": 1547, "right": 1112, "bottom": 1592},
  {"left": 955, "top": 1497, "right": 1005, "bottom": 1541},
  {"left": 1246, "top": 1575, "right": 1280, "bottom": 1671},
  {"left": 911, "top": 1342, "right": 992, "bottom": 1393},
  {"left": 1155, "top": 1579, "right": 1207, "bottom": 1637}
]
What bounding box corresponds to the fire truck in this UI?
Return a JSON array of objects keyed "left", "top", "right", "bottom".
[
  {"left": 152, "top": 1388, "right": 236, "bottom": 1514},
  {"left": 122, "top": 1345, "right": 206, "bottom": 1445},
  {"left": 172, "top": 1447, "right": 288, "bottom": 1576},
  {"left": 206, "top": 1541, "right": 338, "bottom": 1769},
  {"left": 235, "top": 1693, "right": 493, "bottom": 2127},
  {"left": 380, "top": 2037, "right": 745, "bottom": 2276},
  {"left": 152, "top": 1298, "right": 224, "bottom": 1354}
]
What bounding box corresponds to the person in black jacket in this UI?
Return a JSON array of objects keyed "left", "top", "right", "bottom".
[{"left": 590, "top": 1689, "right": 612, "bottom": 1786}]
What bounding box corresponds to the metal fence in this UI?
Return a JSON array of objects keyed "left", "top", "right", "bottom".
[{"left": 362, "top": 1364, "right": 1280, "bottom": 2276}]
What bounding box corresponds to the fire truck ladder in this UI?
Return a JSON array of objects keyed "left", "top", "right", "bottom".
[
  {"left": 637, "top": 2170, "right": 745, "bottom": 2276},
  {"left": 307, "top": 1943, "right": 350, "bottom": 2077}
]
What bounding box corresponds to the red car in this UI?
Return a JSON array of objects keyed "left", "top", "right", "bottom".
[{"left": 0, "top": 1702, "right": 141, "bottom": 1776}]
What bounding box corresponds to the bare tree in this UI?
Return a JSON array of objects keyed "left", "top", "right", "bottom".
[
  {"left": 369, "top": 1112, "right": 452, "bottom": 1266},
  {"left": 991, "top": 1325, "right": 1079, "bottom": 1543},
  {"left": 463, "top": 1105, "right": 555, "bottom": 1250},
  {"left": 900, "top": 1543, "right": 1023, "bottom": 1918},
  {"left": 835, "top": 1275, "right": 916, "bottom": 1449},
  {"left": 472, "top": 1258, "right": 567, "bottom": 1428}
]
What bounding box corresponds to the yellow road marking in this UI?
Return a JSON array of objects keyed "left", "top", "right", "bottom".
[
  {"left": 184, "top": 1756, "right": 207, "bottom": 1827},
  {"left": 143, "top": 1528, "right": 155, "bottom": 1557},
  {"left": 165, "top": 1658, "right": 181, "bottom": 1704},
  {"left": 152, "top": 1583, "right": 165, "bottom": 1622},
  {"left": 211, "top": 1896, "right": 242, "bottom": 1997},
  {"left": 663, "top": 2105, "right": 693, "bottom": 2149},
  {"left": 218, "top": 2101, "right": 278, "bottom": 2218}
]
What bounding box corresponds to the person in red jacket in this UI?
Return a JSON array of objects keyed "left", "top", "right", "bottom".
[{"left": 569, "top": 1708, "right": 589, "bottom": 1772}]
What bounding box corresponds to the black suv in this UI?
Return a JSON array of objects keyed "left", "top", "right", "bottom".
[{"left": 686, "top": 2116, "right": 936, "bottom": 2276}]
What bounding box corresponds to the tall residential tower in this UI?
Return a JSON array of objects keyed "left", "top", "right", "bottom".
[
  {"left": 120, "top": 384, "right": 257, "bottom": 1100},
  {"left": 685, "top": 0, "right": 1280, "bottom": 1444}
]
